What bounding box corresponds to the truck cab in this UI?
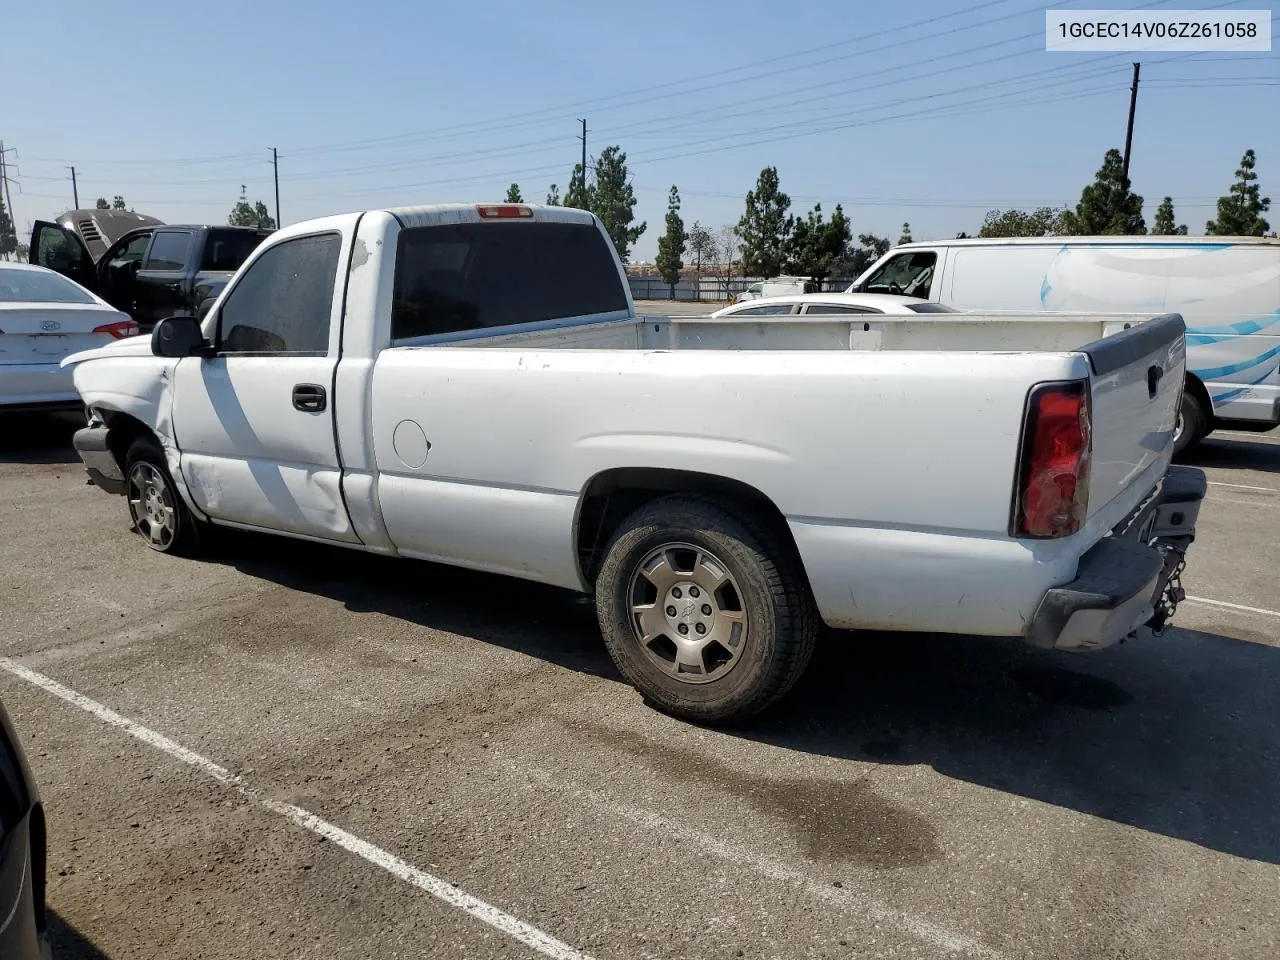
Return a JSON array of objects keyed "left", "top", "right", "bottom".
[{"left": 29, "top": 213, "right": 271, "bottom": 331}]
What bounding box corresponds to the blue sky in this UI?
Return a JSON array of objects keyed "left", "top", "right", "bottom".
[{"left": 3, "top": 0, "right": 1277, "bottom": 260}]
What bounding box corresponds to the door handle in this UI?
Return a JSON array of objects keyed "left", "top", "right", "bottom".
[{"left": 292, "top": 383, "right": 327, "bottom": 412}]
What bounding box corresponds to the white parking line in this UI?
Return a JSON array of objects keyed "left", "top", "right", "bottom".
[
  {"left": 1185, "top": 596, "right": 1280, "bottom": 620},
  {"left": 0, "top": 658, "right": 595, "bottom": 960},
  {"left": 1209, "top": 495, "right": 1280, "bottom": 509},
  {"left": 498, "top": 757, "right": 1003, "bottom": 959},
  {"left": 1207, "top": 480, "right": 1278, "bottom": 494},
  {"left": 1213, "top": 430, "right": 1280, "bottom": 444}
]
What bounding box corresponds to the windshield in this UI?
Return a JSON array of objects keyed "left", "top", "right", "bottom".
[{"left": 0, "top": 268, "right": 97, "bottom": 304}]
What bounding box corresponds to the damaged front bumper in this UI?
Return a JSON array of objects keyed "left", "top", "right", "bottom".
[
  {"left": 71, "top": 421, "right": 127, "bottom": 496},
  {"left": 1024, "top": 465, "right": 1206, "bottom": 652}
]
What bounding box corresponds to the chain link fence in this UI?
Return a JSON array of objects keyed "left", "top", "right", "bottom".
[{"left": 628, "top": 276, "right": 857, "bottom": 302}]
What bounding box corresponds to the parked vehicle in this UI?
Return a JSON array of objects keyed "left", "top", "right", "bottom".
[
  {"left": 847, "top": 236, "right": 1280, "bottom": 452},
  {"left": 29, "top": 213, "right": 271, "bottom": 332},
  {"left": 0, "top": 696, "right": 50, "bottom": 960},
  {"left": 711, "top": 292, "right": 960, "bottom": 318},
  {"left": 63, "top": 202, "right": 1204, "bottom": 723},
  {"left": 734, "top": 276, "right": 816, "bottom": 302},
  {"left": 0, "top": 262, "right": 138, "bottom": 413}
]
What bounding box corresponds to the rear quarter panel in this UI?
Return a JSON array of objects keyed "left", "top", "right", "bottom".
[{"left": 367, "top": 346, "right": 1092, "bottom": 633}]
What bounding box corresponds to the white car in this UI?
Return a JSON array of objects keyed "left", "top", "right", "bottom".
[
  {"left": 734, "top": 276, "right": 815, "bottom": 303},
  {"left": 711, "top": 291, "right": 960, "bottom": 318},
  {"left": 62, "top": 203, "right": 1203, "bottom": 724},
  {"left": 0, "top": 262, "right": 138, "bottom": 412}
]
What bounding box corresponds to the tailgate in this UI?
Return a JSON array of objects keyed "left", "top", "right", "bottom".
[{"left": 1079, "top": 313, "right": 1186, "bottom": 519}]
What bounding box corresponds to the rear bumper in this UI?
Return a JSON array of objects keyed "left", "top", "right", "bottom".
[
  {"left": 0, "top": 363, "right": 78, "bottom": 409},
  {"left": 1024, "top": 465, "right": 1206, "bottom": 652},
  {"left": 72, "top": 423, "right": 127, "bottom": 495}
]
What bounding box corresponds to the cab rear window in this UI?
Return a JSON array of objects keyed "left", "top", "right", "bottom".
[{"left": 391, "top": 221, "right": 628, "bottom": 340}]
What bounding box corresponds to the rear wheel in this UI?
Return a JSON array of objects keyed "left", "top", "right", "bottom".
[
  {"left": 124, "top": 437, "right": 204, "bottom": 555},
  {"left": 595, "top": 496, "right": 818, "bottom": 724},
  {"left": 1174, "top": 390, "right": 1209, "bottom": 456}
]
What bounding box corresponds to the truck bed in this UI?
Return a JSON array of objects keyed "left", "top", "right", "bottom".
[{"left": 408, "top": 311, "right": 1154, "bottom": 354}]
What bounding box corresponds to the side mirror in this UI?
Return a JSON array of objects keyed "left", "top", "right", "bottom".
[{"left": 151, "top": 315, "right": 209, "bottom": 358}]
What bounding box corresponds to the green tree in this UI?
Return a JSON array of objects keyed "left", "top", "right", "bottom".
[
  {"left": 228, "top": 185, "right": 277, "bottom": 230},
  {"left": 832, "top": 233, "right": 890, "bottom": 278},
  {"left": 504, "top": 184, "right": 523, "bottom": 203},
  {"left": 1152, "top": 197, "right": 1187, "bottom": 235},
  {"left": 1061, "top": 148, "right": 1146, "bottom": 235},
  {"left": 1206, "top": 149, "right": 1271, "bottom": 236},
  {"left": 786, "top": 203, "right": 852, "bottom": 281},
  {"left": 112, "top": 195, "right": 127, "bottom": 211},
  {"left": 545, "top": 184, "right": 561, "bottom": 206},
  {"left": 655, "top": 185, "right": 686, "bottom": 294},
  {"left": 564, "top": 162, "right": 592, "bottom": 210},
  {"left": 95, "top": 197, "right": 110, "bottom": 210},
  {"left": 589, "top": 145, "right": 645, "bottom": 261},
  {"left": 898, "top": 222, "right": 912, "bottom": 244},
  {"left": 687, "top": 221, "right": 714, "bottom": 272},
  {"left": 978, "top": 206, "right": 1068, "bottom": 238},
  {"left": 737, "top": 166, "right": 792, "bottom": 278},
  {"left": 0, "top": 193, "right": 16, "bottom": 260}
]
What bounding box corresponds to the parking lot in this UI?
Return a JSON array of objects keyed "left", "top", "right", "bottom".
[{"left": 1, "top": 412, "right": 1277, "bottom": 960}]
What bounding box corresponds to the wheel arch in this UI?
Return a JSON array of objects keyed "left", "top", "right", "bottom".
[
  {"left": 573, "top": 467, "right": 808, "bottom": 590},
  {"left": 1184, "top": 371, "right": 1213, "bottom": 420}
]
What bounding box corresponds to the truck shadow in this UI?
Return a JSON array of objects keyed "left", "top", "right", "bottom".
[
  {"left": 48, "top": 909, "right": 113, "bottom": 959},
  {"left": 0, "top": 413, "right": 81, "bottom": 465},
  {"left": 211, "top": 532, "right": 1280, "bottom": 867},
  {"left": 734, "top": 626, "right": 1280, "bottom": 867},
  {"left": 1181, "top": 434, "right": 1280, "bottom": 474}
]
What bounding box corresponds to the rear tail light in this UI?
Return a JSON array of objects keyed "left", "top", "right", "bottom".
[
  {"left": 93, "top": 319, "right": 139, "bottom": 339},
  {"left": 477, "top": 204, "right": 533, "bottom": 219},
  {"left": 1011, "top": 380, "right": 1092, "bottom": 539}
]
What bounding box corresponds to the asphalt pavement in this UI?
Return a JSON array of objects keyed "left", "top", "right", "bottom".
[{"left": 1, "top": 411, "right": 1277, "bottom": 960}]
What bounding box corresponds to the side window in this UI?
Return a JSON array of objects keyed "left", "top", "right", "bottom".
[
  {"left": 34, "top": 226, "right": 87, "bottom": 274},
  {"left": 800, "top": 304, "right": 881, "bottom": 315},
  {"left": 114, "top": 234, "right": 153, "bottom": 264},
  {"left": 217, "top": 233, "right": 341, "bottom": 355},
  {"left": 863, "top": 252, "right": 937, "bottom": 298},
  {"left": 731, "top": 303, "right": 796, "bottom": 316},
  {"left": 144, "top": 231, "right": 194, "bottom": 272}
]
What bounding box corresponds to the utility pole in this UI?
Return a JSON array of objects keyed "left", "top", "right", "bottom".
[
  {"left": 271, "top": 147, "right": 281, "bottom": 228},
  {"left": 0, "top": 142, "right": 14, "bottom": 222},
  {"left": 68, "top": 166, "right": 79, "bottom": 209},
  {"left": 578, "top": 118, "right": 587, "bottom": 190},
  {"left": 1121, "top": 62, "right": 1141, "bottom": 183}
]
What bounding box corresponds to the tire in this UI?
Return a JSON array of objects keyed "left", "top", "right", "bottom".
[
  {"left": 123, "top": 436, "right": 204, "bottom": 555},
  {"left": 1173, "top": 389, "right": 1208, "bottom": 457},
  {"left": 595, "top": 495, "right": 819, "bottom": 725}
]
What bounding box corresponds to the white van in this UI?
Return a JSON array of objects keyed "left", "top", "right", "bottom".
[
  {"left": 736, "top": 275, "right": 816, "bottom": 303},
  {"left": 848, "top": 236, "right": 1280, "bottom": 451}
]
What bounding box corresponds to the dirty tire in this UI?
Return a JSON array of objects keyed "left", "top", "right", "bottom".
[
  {"left": 595, "top": 495, "right": 819, "bottom": 725},
  {"left": 124, "top": 436, "right": 205, "bottom": 556},
  {"left": 1174, "top": 390, "right": 1208, "bottom": 457}
]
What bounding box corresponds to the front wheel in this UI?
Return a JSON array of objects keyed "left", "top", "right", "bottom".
[
  {"left": 594, "top": 496, "right": 818, "bottom": 724},
  {"left": 124, "top": 437, "right": 204, "bottom": 555}
]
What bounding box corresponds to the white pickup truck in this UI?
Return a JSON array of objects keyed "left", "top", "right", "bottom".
[{"left": 63, "top": 203, "right": 1206, "bottom": 723}]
